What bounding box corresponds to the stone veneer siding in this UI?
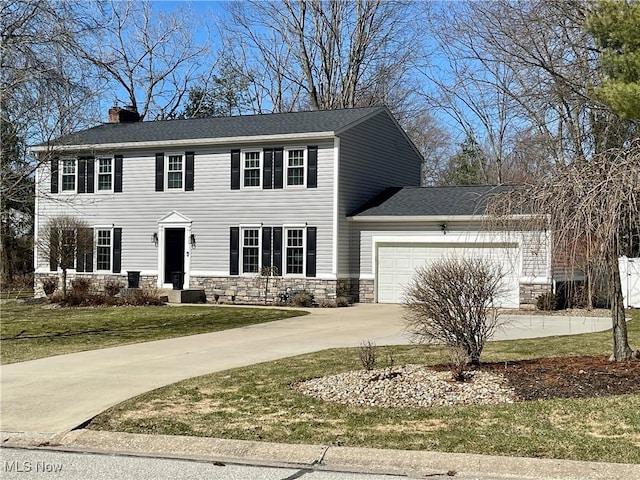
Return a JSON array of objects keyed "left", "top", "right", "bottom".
[
  {"left": 520, "top": 282, "right": 553, "bottom": 305},
  {"left": 34, "top": 273, "right": 156, "bottom": 297}
]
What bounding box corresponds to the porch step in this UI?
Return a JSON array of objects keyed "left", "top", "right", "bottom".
[{"left": 159, "top": 289, "right": 206, "bottom": 304}]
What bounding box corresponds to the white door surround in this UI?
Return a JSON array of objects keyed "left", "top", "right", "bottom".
[{"left": 157, "top": 211, "right": 193, "bottom": 289}]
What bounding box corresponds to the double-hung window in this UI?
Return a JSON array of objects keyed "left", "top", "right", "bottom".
[
  {"left": 285, "top": 228, "right": 304, "bottom": 275},
  {"left": 286, "top": 149, "right": 305, "bottom": 186},
  {"left": 97, "top": 158, "right": 113, "bottom": 191},
  {"left": 242, "top": 228, "right": 260, "bottom": 273},
  {"left": 167, "top": 154, "right": 184, "bottom": 190},
  {"left": 96, "top": 229, "right": 112, "bottom": 271},
  {"left": 243, "top": 151, "right": 261, "bottom": 187},
  {"left": 61, "top": 159, "right": 76, "bottom": 192}
]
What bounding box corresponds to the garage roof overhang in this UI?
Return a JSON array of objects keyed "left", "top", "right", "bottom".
[{"left": 347, "top": 214, "right": 542, "bottom": 223}]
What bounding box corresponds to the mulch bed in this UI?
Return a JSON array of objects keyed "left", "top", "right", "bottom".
[{"left": 477, "top": 355, "right": 640, "bottom": 401}]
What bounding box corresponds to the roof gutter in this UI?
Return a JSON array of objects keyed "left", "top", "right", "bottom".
[
  {"left": 347, "top": 214, "right": 544, "bottom": 222},
  {"left": 30, "top": 131, "right": 336, "bottom": 153}
]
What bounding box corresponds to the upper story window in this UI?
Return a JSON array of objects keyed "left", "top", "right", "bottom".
[
  {"left": 243, "top": 151, "right": 261, "bottom": 188},
  {"left": 167, "top": 154, "right": 184, "bottom": 190},
  {"left": 97, "top": 158, "right": 113, "bottom": 191},
  {"left": 242, "top": 228, "right": 260, "bottom": 273},
  {"left": 96, "top": 229, "right": 112, "bottom": 271},
  {"left": 286, "top": 149, "right": 305, "bottom": 186},
  {"left": 285, "top": 228, "right": 304, "bottom": 275},
  {"left": 61, "top": 159, "right": 76, "bottom": 192}
]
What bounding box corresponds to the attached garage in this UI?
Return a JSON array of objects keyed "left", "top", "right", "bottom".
[
  {"left": 376, "top": 242, "right": 521, "bottom": 307},
  {"left": 348, "top": 186, "right": 552, "bottom": 306}
]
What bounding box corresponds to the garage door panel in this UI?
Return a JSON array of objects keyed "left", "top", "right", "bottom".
[{"left": 377, "top": 243, "right": 519, "bottom": 307}]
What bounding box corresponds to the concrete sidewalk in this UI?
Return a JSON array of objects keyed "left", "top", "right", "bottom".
[
  {"left": 2, "top": 429, "right": 636, "bottom": 480},
  {"left": 1, "top": 304, "right": 612, "bottom": 434}
]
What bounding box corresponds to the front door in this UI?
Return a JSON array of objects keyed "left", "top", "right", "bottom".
[{"left": 164, "top": 228, "right": 185, "bottom": 286}]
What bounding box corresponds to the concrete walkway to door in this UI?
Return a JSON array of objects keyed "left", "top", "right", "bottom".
[{"left": 0, "top": 304, "right": 612, "bottom": 435}]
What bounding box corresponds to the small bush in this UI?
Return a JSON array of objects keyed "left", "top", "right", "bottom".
[
  {"left": 319, "top": 298, "right": 337, "bottom": 308},
  {"left": 104, "top": 279, "right": 124, "bottom": 297},
  {"left": 121, "top": 288, "right": 165, "bottom": 306},
  {"left": 448, "top": 346, "right": 471, "bottom": 382},
  {"left": 335, "top": 296, "right": 349, "bottom": 307},
  {"left": 291, "top": 290, "right": 314, "bottom": 307},
  {"left": 357, "top": 340, "right": 377, "bottom": 371},
  {"left": 536, "top": 292, "right": 558, "bottom": 311},
  {"left": 42, "top": 277, "right": 58, "bottom": 297},
  {"left": 71, "top": 277, "right": 93, "bottom": 296}
]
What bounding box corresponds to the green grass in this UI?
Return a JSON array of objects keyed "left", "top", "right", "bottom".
[
  {"left": 88, "top": 311, "right": 640, "bottom": 464},
  {"left": 0, "top": 302, "right": 307, "bottom": 364}
]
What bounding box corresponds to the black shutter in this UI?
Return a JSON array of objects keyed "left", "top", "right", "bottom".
[
  {"left": 306, "top": 227, "right": 317, "bottom": 277},
  {"left": 77, "top": 158, "right": 86, "bottom": 193},
  {"left": 185, "top": 151, "right": 195, "bottom": 191},
  {"left": 230, "top": 227, "right": 240, "bottom": 275},
  {"left": 262, "top": 227, "right": 272, "bottom": 271},
  {"left": 86, "top": 157, "right": 95, "bottom": 193},
  {"left": 76, "top": 227, "right": 93, "bottom": 272},
  {"left": 307, "top": 146, "right": 318, "bottom": 188},
  {"left": 113, "top": 228, "right": 122, "bottom": 273},
  {"left": 49, "top": 227, "right": 59, "bottom": 271},
  {"left": 231, "top": 150, "right": 240, "bottom": 190},
  {"left": 51, "top": 158, "right": 59, "bottom": 193},
  {"left": 263, "top": 149, "right": 273, "bottom": 189},
  {"left": 272, "top": 227, "right": 282, "bottom": 275},
  {"left": 114, "top": 155, "right": 123, "bottom": 192},
  {"left": 274, "top": 148, "right": 283, "bottom": 189},
  {"left": 155, "top": 153, "right": 164, "bottom": 191}
]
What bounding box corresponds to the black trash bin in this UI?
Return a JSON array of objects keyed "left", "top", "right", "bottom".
[
  {"left": 171, "top": 272, "right": 184, "bottom": 290},
  {"left": 127, "top": 271, "right": 141, "bottom": 288}
]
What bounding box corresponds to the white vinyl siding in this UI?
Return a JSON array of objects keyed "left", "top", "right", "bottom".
[{"left": 36, "top": 141, "right": 335, "bottom": 278}]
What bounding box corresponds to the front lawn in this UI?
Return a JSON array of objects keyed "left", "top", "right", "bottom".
[
  {"left": 0, "top": 303, "right": 307, "bottom": 364},
  {"left": 87, "top": 310, "right": 640, "bottom": 464}
]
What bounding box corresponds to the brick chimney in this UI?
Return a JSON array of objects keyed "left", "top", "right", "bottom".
[{"left": 108, "top": 105, "right": 140, "bottom": 123}]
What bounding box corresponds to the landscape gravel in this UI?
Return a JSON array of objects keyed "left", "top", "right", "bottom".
[{"left": 293, "top": 364, "right": 518, "bottom": 408}]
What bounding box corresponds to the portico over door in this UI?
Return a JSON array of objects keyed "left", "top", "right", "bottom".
[{"left": 157, "top": 211, "right": 192, "bottom": 289}]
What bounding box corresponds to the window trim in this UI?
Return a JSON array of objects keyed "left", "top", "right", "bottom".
[
  {"left": 95, "top": 227, "right": 113, "bottom": 272},
  {"left": 241, "top": 149, "right": 262, "bottom": 189},
  {"left": 96, "top": 157, "right": 114, "bottom": 193},
  {"left": 240, "top": 225, "right": 262, "bottom": 275},
  {"left": 284, "top": 147, "right": 306, "bottom": 188},
  {"left": 284, "top": 225, "right": 306, "bottom": 277},
  {"left": 165, "top": 152, "right": 185, "bottom": 191},
  {"left": 60, "top": 158, "right": 77, "bottom": 193}
]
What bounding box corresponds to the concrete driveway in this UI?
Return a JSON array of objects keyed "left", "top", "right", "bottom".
[{"left": 0, "top": 304, "right": 612, "bottom": 434}]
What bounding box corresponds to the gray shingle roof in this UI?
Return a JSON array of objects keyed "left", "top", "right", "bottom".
[
  {"left": 49, "top": 106, "right": 385, "bottom": 146},
  {"left": 351, "top": 185, "right": 515, "bottom": 217}
]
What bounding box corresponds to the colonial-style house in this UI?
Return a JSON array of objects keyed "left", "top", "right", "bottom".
[{"left": 32, "top": 106, "right": 551, "bottom": 306}]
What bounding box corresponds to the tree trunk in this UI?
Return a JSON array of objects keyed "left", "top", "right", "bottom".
[
  {"left": 62, "top": 268, "right": 68, "bottom": 298},
  {"left": 609, "top": 255, "right": 634, "bottom": 361}
]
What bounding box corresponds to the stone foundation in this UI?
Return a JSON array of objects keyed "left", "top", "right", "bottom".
[
  {"left": 358, "top": 279, "right": 375, "bottom": 303},
  {"left": 520, "top": 282, "right": 553, "bottom": 305}
]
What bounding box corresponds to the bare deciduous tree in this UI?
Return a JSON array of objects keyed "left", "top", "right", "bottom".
[
  {"left": 76, "top": 0, "right": 214, "bottom": 120},
  {"left": 221, "top": 0, "right": 421, "bottom": 114},
  {"left": 488, "top": 141, "right": 640, "bottom": 361},
  {"left": 404, "top": 257, "right": 508, "bottom": 365},
  {"left": 37, "top": 216, "right": 93, "bottom": 297}
]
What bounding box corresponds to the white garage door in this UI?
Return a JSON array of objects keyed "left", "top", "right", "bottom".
[{"left": 377, "top": 243, "right": 520, "bottom": 307}]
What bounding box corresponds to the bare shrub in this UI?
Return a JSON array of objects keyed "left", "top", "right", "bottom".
[
  {"left": 42, "top": 277, "right": 58, "bottom": 297},
  {"left": 291, "top": 290, "right": 314, "bottom": 307},
  {"left": 403, "top": 257, "right": 507, "bottom": 365},
  {"left": 335, "top": 296, "right": 350, "bottom": 307},
  {"left": 357, "top": 340, "right": 377, "bottom": 371},
  {"left": 104, "top": 279, "right": 124, "bottom": 297},
  {"left": 536, "top": 292, "right": 558, "bottom": 311},
  {"left": 319, "top": 298, "right": 337, "bottom": 308},
  {"left": 121, "top": 288, "right": 165, "bottom": 306},
  {"left": 448, "top": 346, "right": 471, "bottom": 382}
]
